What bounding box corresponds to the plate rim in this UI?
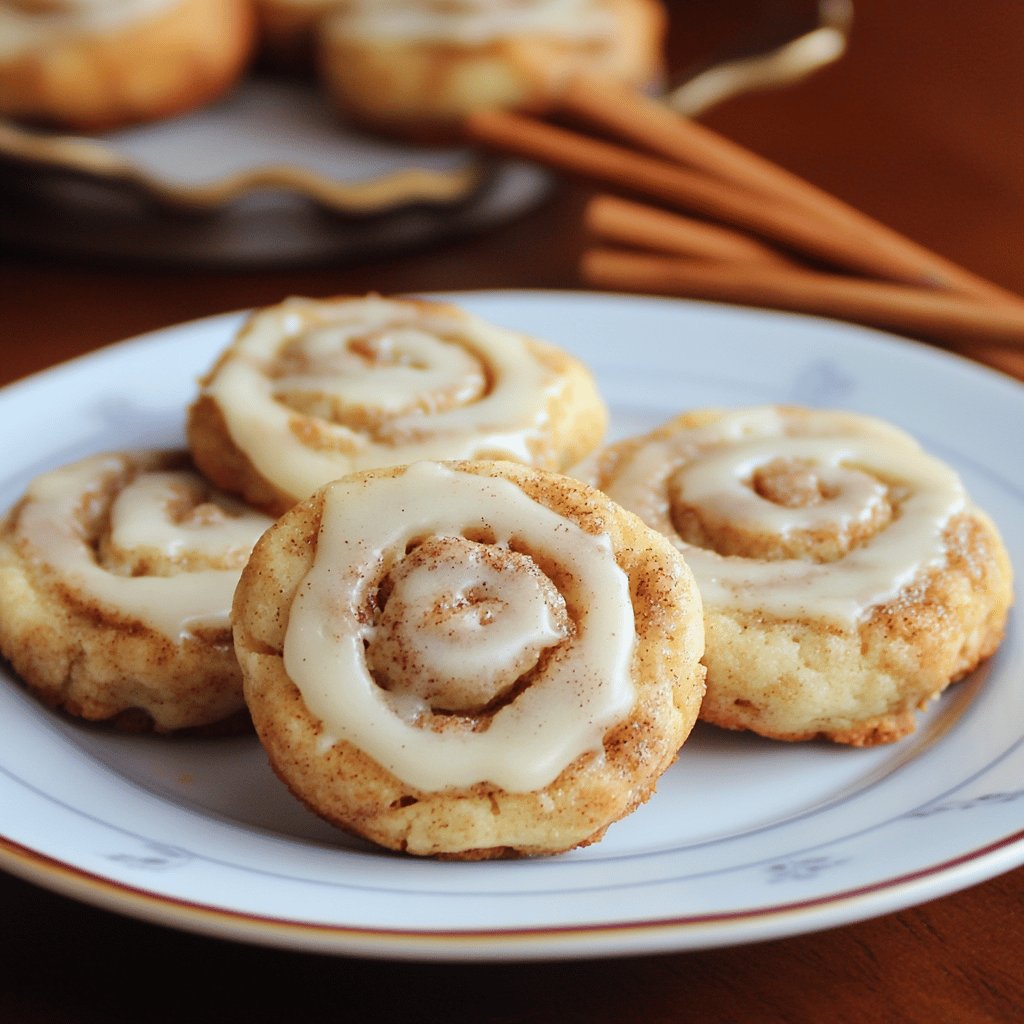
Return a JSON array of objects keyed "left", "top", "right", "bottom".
[
  {"left": 6, "top": 286, "right": 1023, "bottom": 396},
  {"left": 3, "top": 824, "right": 1023, "bottom": 963}
]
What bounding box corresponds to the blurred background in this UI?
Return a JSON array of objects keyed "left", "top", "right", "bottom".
[{"left": 2, "top": 0, "right": 1021, "bottom": 380}]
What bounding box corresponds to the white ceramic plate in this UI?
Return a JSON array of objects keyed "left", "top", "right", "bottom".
[{"left": 1, "top": 291, "right": 1021, "bottom": 962}]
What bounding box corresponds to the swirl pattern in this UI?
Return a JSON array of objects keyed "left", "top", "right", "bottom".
[
  {"left": 233, "top": 459, "right": 705, "bottom": 857},
  {"left": 364, "top": 534, "right": 572, "bottom": 714},
  {"left": 595, "top": 406, "right": 1014, "bottom": 745},
  {"left": 0, "top": 450, "right": 273, "bottom": 731},
  {"left": 187, "top": 295, "right": 608, "bottom": 515}
]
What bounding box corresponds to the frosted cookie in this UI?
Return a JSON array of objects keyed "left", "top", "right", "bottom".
[
  {"left": 0, "top": 0, "right": 255, "bottom": 131},
  {"left": 316, "top": 0, "right": 666, "bottom": 140},
  {"left": 0, "top": 451, "right": 274, "bottom": 733},
  {"left": 593, "top": 406, "right": 1014, "bottom": 746},
  {"left": 187, "top": 294, "right": 609, "bottom": 516},
  {"left": 233, "top": 459, "right": 706, "bottom": 858}
]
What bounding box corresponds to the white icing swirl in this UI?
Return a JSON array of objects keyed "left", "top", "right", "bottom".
[
  {"left": 203, "top": 295, "right": 572, "bottom": 505},
  {"left": 0, "top": 0, "right": 175, "bottom": 55},
  {"left": 366, "top": 535, "right": 571, "bottom": 713},
  {"left": 15, "top": 452, "right": 273, "bottom": 639},
  {"left": 599, "top": 407, "right": 967, "bottom": 624},
  {"left": 271, "top": 320, "right": 486, "bottom": 425},
  {"left": 325, "top": 0, "right": 618, "bottom": 45},
  {"left": 282, "top": 461, "right": 637, "bottom": 792}
]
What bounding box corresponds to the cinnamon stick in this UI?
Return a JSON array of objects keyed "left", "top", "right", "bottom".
[
  {"left": 579, "top": 247, "right": 1024, "bottom": 351},
  {"left": 585, "top": 195, "right": 796, "bottom": 267},
  {"left": 463, "top": 107, "right": 992, "bottom": 294},
  {"left": 559, "top": 75, "right": 1022, "bottom": 307}
]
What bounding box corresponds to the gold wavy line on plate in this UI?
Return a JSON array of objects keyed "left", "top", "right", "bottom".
[{"left": 0, "top": 118, "right": 485, "bottom": 214}]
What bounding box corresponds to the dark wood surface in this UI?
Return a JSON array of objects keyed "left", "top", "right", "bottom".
[{"left": 1, "top": 2, "right": 1022, "bottom": 1020}]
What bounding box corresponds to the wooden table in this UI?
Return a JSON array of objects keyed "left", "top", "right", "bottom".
[{"left": 1, "top": 2, "right": 1021, "bottom": 1019}]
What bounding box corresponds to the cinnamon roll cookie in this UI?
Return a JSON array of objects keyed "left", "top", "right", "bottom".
[
  {"left": 593, "top": 406, "right": 1014, "bottom": 746},
  {"left": 187, "top": 294, "right": 608, "bottom": 516},
  {"left": 316, "top": 0, "right": 666, "bottom": 140},
  {"left": 232, "top": 459, "right": 706, "bottom": 858},
  {"left": 0, "top": 451, "right": 274, "bottom": 732},
  {"left": 0, "top": 0, "right": 255, "bottom": 131}
]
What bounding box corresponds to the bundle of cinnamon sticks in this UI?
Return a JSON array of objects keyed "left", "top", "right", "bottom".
[{"left": 461, "top": 74, "right": 1024, "bottom": 370}]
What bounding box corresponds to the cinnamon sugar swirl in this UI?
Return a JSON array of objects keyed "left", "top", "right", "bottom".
[
  {"left": 593, "top": 406, "right": 1014, "bottom": 746},
  {"left": 0, "top": 451, "right": 273, "bottom": 732},
  {"left": 232, "top": 459, "right": 705, "bottom": 858}
]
